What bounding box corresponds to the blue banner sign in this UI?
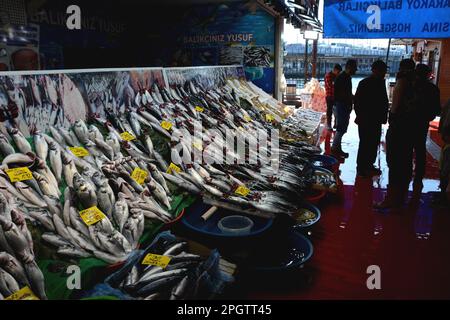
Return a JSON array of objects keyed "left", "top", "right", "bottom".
[{"left": 324, "top": 0, "right": 450, "bottom": 38}]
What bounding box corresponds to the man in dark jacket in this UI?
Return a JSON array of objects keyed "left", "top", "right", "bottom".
[
  {"left": 411, "top": 64, "right": 441, "bottom": 197},
  {"left": 331, "top": 59, "right": 357, "bottom": 158},
  {"left": 354, "top": 60, "right": 389, "bottom": 177}
]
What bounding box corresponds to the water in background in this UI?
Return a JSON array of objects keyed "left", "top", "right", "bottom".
[{"left": 287, "top": 76, "right": 395, "bottom": 94}]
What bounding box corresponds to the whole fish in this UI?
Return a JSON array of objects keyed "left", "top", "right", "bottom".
[
  {"left": 67, "top": 227, "right": 97, "bottom": 252},
  {"left": 8, "top": 128, "right": 32, "bottom": 154},
  {"left": 0, "top": 267, "right": 20, "bottom": 297},
  {"left": 41, "top": 233, "right": 72, "bottom": 247},
  {"left": 57, "top": 246, "right": 90, "bottom": 259},
  {"left": 148, "top": 164, "right": 170, "bottom": 194},
  {"left": 73, "top": 173, "right": 98, "bottom": 208},
  {"left": 97, "top": 185, "right": 114, "bottom": 218},
  {"left": 88, "top": 125, "right": 103, "bottom": 142},
  {"left": 34, "top": 131, "right": 48, "bottom": 161},
  {"left": 0, "top": 219, "right": 31, "bottom": 258},
  {"left": 0, "top": 134, "right": 15, "bottom": 157},
  {"left": 15, "top": 182, "right": 47, "bottom": 207},
  {"left": 61, "top": 152, "right": 77, "bottom": 188},
  {"left": 48, "top": 142, "right": 62, "bottom": 184},
  {"left": 27, "top": 210, "right": 55, "bottom": 231},
  {"left": 1, "top": 153, "right": 34, "bottom": 167},
  {"left": 22, "top": 259, "right": 47, "bottom": 300},
  {"left": 33, "top": 172, "right": 58, "bottom": 198},
  {"left": 113, "top": 199, "right": 129, "bottom": 233},
  {"left": 73, "top": 119, "right": 89, "bottom": 144},
  {"left": 68, "top": 207, "right": 90, "bottom": 239},
  {"left": 49, "top": 127, "right": 65, "bottom": 146},
  {"left": 0, "top": 252, "right": 29, "bottom": 287}
]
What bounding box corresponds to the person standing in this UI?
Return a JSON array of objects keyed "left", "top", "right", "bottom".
[
  {"left": 324, "top": 64, "right": 342, "bottom": 130},
  {"left": 331, "top": 59, "right": 357, "bottom": 158},
  {"left": 375, "top": 59, "right": 416, "bottom": 209},
  {"left": 410, "top": 64, "right": 441, "bottom": 198},
  {"left": 354, "top": 60, "right": 389, "bottom": 177}
]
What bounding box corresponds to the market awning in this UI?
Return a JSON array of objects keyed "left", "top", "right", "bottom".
[
  {"left": 323, "top": 0, "right": 450, "bottom": 39},
  {"left": 263, "top": 0, "right": 323, "bottom": 32}
]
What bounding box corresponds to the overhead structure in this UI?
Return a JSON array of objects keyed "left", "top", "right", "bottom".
[
  {"left": 262, "top": 0, "right": 322, "bottom": 32},
  {"left": 323, "top": 0, "right": 450, "bottom": 39}
]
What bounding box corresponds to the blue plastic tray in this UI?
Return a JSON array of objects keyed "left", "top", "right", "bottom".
[{"left": 181, "top": 199, "right": 274, "bottom": 238}]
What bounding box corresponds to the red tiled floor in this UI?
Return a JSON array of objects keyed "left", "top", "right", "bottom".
[{"left": 247, "top": 116, "right": 450, "bottom": 300}]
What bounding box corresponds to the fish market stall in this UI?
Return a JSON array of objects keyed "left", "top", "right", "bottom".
[{"left": 0, "top": 64, "right": 336, "bottom": 300}]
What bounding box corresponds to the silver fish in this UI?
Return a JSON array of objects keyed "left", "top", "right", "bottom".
[
  {"left": 48, "top": 142, "right": 62, "bottom": 184},
  {"left": 97, "top": 185, "right": 114, "bottom": 218},
  {"left": 73, "top": 119, "right": 89, "bottom": 144},
  {"left": 61, "top": 153, "right": 77, "bottom": 188},
  {"left": 1, "top": 153, "right": 34, "bottom": 167},
  {"left": 148, "top": 164, "right": 170, "bottom": 194},
  {"left": 41, "top": 233, "right": 72, "bottom": 247},
  {"left": 0, "top": 267, "right": 20, "bottom": 297},
  {"left": 146, "top": 179, "right": 171, "bottom": 209},
  {"left": 67, "top": 227, "right": 97, "bottom": 252},
  {"left": 57, "top": 246, "right": 90, "bottom": 258},
  {"left": 9, "top": 128, "right": 32, "bottom": 154},
  {"left": 22, "top": 259, "right": 47, "bottom": 300},
  {"left": 93, "top": 250, "right": 126, "bottom": 265},
  {"left": 73, "top": 173, "right": 98, "bottom": 208},
  {"left": 15, "top": 182, "right": 47, "bottom": 207},
  {"left": 0, "top": 133, "right": 15, "bottom": 157},
  {"left": 113, "top": 200, "right": 129, "bottom": 233},
  {"left": 34, "top": 131, "right": 49, "bottom": 161},
  {"left": 27, "top": 210, "right": 55, "bottom": 231},
  {"left": 0, "top": 252, "right": 29, "bottom": 286},
  {"left": 69, "top": 207, "right": 90, "bottom": 239}
]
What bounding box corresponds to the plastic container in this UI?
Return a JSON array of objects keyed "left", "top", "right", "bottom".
[
  {"left": 311, "top": 154, "right": 339, "bottom": 172},
  {"left": 218, "top": 215, "right": 254, "bottom": 236}
]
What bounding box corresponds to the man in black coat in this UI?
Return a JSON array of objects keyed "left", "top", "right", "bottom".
[{"left": 354, "top": 60, "right": 389, "bottom": 177}]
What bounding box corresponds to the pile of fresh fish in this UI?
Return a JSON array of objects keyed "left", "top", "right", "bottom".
[
  {"left": 0, "top": 120, "right": 177, "bottom": 263},
  {"left": 0, "top": 193, "right": 47, "bottom": 300},
  {"left": 88, "top": 77, "right": 321, "bottom": 217},
  {"left": 106, "top": 233, "right": 235, "bottom": 300},
  {"left": 281, "top": 107, "right": 324, "bottom": 140},
  {"left": 243, "top": 46, "right": 272, "bottom": 67}
]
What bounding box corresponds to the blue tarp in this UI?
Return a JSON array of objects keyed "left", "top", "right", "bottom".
[{"left": 324, "top": 0, "right": 450, "bottom": 38}]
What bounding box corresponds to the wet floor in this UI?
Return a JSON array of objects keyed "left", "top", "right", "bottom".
[{"left": 245, "top": 115, "right": 450, "bottom": 299}]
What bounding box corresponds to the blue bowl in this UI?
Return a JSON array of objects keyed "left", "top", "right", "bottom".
[
  {"left": 181, "top": 200, "right": 273, "bottom": 238},
  {"left": 312, "top": 154, "right": 339, "bottom": 171},
  {"left": 292, "top": 202, "right": 321, "bottom": 229},
  {"left": 248, "top": 230, "right": 314, "bottom": 271}
]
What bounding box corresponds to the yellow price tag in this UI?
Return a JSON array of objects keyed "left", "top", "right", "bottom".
[
  {"left": 243, "top": 115, "right": 252, "bottom": 122},
  {"left": 69, "top": 146, "right": 90, "bottom": 157},
  {"left": 5, "top": 167, "right": 33, "bottom": 183},
  {"left": 79, "top": 206, "right": 106, "bottom": 226},
  {"left": 195, "top": 106, "right": 204, "bottom": 112},
  {"left": 235, "top": 185, "right": 250, "bottom": 197},
  {"left": 161, "top": 121, "right": 173, "bottom": 131},
  {"left": 238, "top": 126, "right": 245, "bottom": 131},
  {"left": 192, "top": 141, "right": 203, "bottom": 151},
  {"left": 131, "top": 168, "right": 148, "bottom": 185},
  {"left": 166, "top": 162, "right": 182, "bottom": 174},
  {"left": 265, "top": 114, "right": 275, "bottom": 122},
  {"left": 141, "top": 253, "right": 172, "bottom": 268},
  {"left": 5, "top": 286, "right": 39, "bottom": 300},
  {"left": 120, "top": 132, "right": 136, "bottom": 141}
]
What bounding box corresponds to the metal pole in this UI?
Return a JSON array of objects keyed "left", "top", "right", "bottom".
[
  {"left": 385, "top": 38, "right": 392, "bottom": 65},
  {"left": 304, "top": 39, "right": 309, "bottom": 83},
  {"left": 312, "top": 39, "right": 318, "bottom": 78}
]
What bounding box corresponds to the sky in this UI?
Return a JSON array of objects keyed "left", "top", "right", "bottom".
[{"left": 282, "top": 0, "right": 393, "bottom": 48}]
